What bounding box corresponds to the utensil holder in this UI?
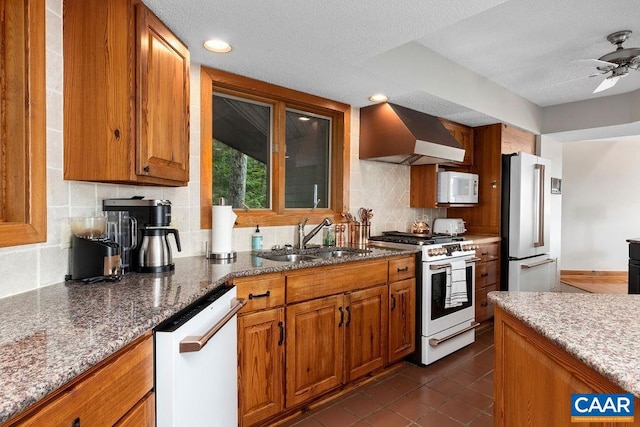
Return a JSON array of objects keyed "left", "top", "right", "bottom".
[{"left": 350, "top": 223, "right": 370, "bottom": 246}]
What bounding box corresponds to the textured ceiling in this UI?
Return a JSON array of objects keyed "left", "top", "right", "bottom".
[{"left": 142, "top": 0, "right": 640, "bottom": 138}]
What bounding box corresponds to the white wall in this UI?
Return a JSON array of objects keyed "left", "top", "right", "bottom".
[
  {"left": 0, "top": 1, "right": 437, "bottom": 298},
  {"left": 561, "top": 137, "right": 640, "bottom": 272},
  {"left": 539, "top": 135, "right": 563, "bottom": 287}
]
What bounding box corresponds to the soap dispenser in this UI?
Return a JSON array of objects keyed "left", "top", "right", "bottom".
[{"left": 252, "top": 225, "right": 263, "bottom": 250}]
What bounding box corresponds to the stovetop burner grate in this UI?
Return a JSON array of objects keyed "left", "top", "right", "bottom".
[{"left": 370, "top": 231, "right": 465, "bottom": 246}]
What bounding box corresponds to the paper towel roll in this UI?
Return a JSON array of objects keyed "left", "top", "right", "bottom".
[{"left": 211, "top": 205, "right": 236, "bottom": 254}]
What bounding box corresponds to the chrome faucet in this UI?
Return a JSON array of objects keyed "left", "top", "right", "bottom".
[{"left": 297, "top": 217, "right": 333, "bottom": 249}]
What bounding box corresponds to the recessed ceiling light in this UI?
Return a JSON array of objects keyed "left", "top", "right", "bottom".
[
  {"left": 204, "top": 39, "right": 232, "bottom": 53},
  {"left": 368, "top": 94, "right": 388, "bottom": 103},
  {"left": 298, "top": 116, "right": 311, "bottom": 121}
]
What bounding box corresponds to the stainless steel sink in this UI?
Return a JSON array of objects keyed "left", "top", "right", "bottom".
[
  {"left": 260, "top": 253, "right": 318, "bottom": 262},
  {"left": 313, "top": 249, "right": 371, "bottom": 258}
]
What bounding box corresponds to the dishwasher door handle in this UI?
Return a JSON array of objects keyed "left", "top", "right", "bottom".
[{"left": 179, "top": 297, "right": 247, "bottom": 353}]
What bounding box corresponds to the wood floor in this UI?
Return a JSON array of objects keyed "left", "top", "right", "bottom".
[{"left": 559, "top": 271, "right": 628, "bottom": 294}]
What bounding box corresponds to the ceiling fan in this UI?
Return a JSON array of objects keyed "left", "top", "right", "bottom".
[{"left": 576, "top": 30, "right": 640, "bottom": 93}]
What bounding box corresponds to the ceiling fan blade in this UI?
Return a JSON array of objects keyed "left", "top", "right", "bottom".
[
  {"left": 541, "top": 72, "right": 602, "bottom": 89},
  {"left": 571, "top": 58, "right": 618, "bottom": 68},
  {"left": 593, "top": 76, "right": 620, "bottom": 93}
]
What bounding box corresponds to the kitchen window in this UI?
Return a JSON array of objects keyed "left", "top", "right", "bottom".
[{"left": 200, "top": 67, "right": 350, "bottom": 228}]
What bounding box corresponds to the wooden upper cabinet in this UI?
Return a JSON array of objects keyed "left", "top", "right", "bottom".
[
  {"left": 439, "top": 118, "right": 474, "bottom": 166},
  {"left": 63, "top": 0, "right": 189, "bottom": 186}
]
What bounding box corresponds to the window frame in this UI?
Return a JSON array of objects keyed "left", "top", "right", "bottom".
[{"left": 200, "top": 66, "right": 350, "bottom": 228}]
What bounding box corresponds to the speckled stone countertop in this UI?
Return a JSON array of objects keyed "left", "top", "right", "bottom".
[
  {"left": 489, "top": 291, "right": 640, "bottom": 397},
  {"left": 0, "top": 246, "right": 415, "bottom": 423}
]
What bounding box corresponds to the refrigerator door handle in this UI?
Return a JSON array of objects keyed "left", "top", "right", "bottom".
[
  {"left": 521, "top": 258, "right": 555, "bottom": 269},
  {"left": 534, "top": 163, "right": 545, "bottom": 248}
]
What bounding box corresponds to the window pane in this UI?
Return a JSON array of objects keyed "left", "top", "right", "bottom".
[
  {"left": 285, "top": 110, "right": 330, "bottom": 209},
  {"left": 212, "top": 93, "right": 271, "bottom": 209}
]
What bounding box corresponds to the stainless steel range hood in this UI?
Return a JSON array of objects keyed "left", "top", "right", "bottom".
[{"left": 359, "top": 103, "right": 464, "bottom": 165}]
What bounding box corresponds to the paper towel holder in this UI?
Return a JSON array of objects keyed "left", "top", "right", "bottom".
[{"left": 205, "top": 241, "right": 237, "bottom": 260}]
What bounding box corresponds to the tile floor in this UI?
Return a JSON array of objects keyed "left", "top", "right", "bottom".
[{"left": 284, "top": 324, "right": 494, "bottom": 427}]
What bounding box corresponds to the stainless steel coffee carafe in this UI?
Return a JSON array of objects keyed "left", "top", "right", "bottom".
[
  {"left": 103, "top": 198, "right": 181, "bottom": 273},
  {"left": 137, "top": 227, "right": 181, "bottom": 273}
]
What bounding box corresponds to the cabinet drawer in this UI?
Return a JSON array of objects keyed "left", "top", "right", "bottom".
[
  {"left": 287, "top": 259, "right": 387, "bottom": 303},
  {"left": 475, "top": 284, "right": 497, "bottom": 323},
  {"left": 12, "top": 334, "right": 153, "bottom": 426},
  {"left": 475, "top": 260, "right": 498, "bottom": 288},
  {"left": 476, "top": 242, "right": 499, "bottom": 262},
  {"left": 388, "top": 256, "right": 415, "bottom": 282},
  {"left": 234, "top": 273, "right": 285, "bottom": 313}
]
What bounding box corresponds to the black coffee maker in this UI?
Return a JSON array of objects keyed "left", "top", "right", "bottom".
[{"left": 103, "top": 198, "right": 181, "bottom": 273}]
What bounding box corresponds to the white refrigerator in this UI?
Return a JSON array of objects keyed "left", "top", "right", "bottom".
[{"left": 501, "top": 152, "right": 556, "bottom": 292}]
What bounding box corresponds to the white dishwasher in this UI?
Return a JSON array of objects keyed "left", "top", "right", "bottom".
[{"left": 155, "top": 285, "right": 246, "bottom": 427}]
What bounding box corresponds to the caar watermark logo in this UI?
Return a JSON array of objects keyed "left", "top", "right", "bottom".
[{"left": 571, "top": 393, "right": 634, "bottom": 423}]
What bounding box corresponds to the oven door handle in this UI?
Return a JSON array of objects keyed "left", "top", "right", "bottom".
[
  {"left": 428, "top": 322, "right": 480, "bottom": 347},
  {"left": 179, "top": 297, "right": 247, "bottom": 353},
  {"left": 429, "top": 257, "right": 480, "bottom": 270}
]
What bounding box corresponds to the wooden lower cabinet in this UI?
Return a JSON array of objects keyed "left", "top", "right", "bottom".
[
  {"left": 238, "top": 308, "right": 285, "bottom": 427},
  {"left": 475, "top": 241, "right": 499, "bottom": 323},
  {"left": 494, "top": 307, "right": 640, "bottom": 427},
  {"left": 345, "top": 285, "right": 388, "bottom": 382},
  {"left": 286, "top": 294, "right": 344, "bottom": 408},
  {"left": 4, "top": 333, "right": 153, "bottom": 426},
  {"left": 388, "top": 278, "right": 416, "bottom": 363}
]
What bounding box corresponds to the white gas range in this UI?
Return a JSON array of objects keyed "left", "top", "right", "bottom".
[{"left": 369, "top": 231, "right": 480, "bottom": 365}]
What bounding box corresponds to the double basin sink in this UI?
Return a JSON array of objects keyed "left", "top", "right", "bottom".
[{"left": 258, "top": 248, "right": 371, "bottom": 263}]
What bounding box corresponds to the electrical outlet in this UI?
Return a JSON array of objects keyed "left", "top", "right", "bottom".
[{"left": 61, "top": 222, "right": 72, "bottom": 249}]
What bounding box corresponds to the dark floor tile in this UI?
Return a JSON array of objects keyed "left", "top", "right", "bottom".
[
  {"left": 436, "top": 399, "right": 483, "bottom": 424},
  {"left": 290, "top": 416, "right": 324, "bottom": 427},
  {"left": 468, "top": 372, "right": 494, "bottom": 398},
  {"left": 415, "top": 409, "right": 464, "bottom": 427},
  {"left": 362, "top": 408, "right": 412, "bottom": 427},
  {"left": 425, "top": 376, "right": 465, "bottom": 397},
  {"left": 397, "top": 364, "right": 440, "bottom": 385},
  {"left": 442, "top": 367, "right": 481, "bottom": 387},
  {"left": 406, "top": 385, "right": 449, "bottom": 408},
  {"left": 312, "top": 404, "right": 359, "bottom": 427},
  {"left": 360, "top": 382, "right": 404, "bottom": 405},
  {"left": 387, "top": 395, "right": 431, "bottom": 421},
  {"left": 379, "top": 373, "right": 422, "bottom": 394},
  {"left": 453, "top": 388, "right": 494, "bottom": 411},
  {"left": 468, "top": 411, "right": 493, "bottom": 427},
  {"left": 339, "top": 392, "right": 382, "bottom": 418}
]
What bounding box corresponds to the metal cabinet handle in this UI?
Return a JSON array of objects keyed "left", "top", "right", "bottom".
[
  {"left": 481, "top": 273, "right": 489, "bottom": 277},
  {"left": 397, "top": 266, "right": 409, "bottom": 272},
  {"left": 249, "top": 290, "right": 270, "bottom": 299},
  {"left": 72, "top": 418, "right": 80, "bottom": 427},
  {"left": 338, "top": 306, "right": 344, "bottom": 327},
  {"left": 179, "top": 297, "right": 247, "bottom": 353},
  {"left": 481, "top": 302, "right": 488, "bottom": 307},
  {"left": 346, "top": 306, "right": 351, "bottom": 327},
  {"left": 277, "top": 321, "right": 284, "bottom": 346},
  {"left": 390, "top": 294, "right": 396, "bottom": 311}
]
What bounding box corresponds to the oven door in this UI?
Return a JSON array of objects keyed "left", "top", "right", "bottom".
[{"left": 423, "top": 257, "right": 475, "bottom": 336}]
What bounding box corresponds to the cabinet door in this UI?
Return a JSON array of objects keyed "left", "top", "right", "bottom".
[
  {"left": 136, "top": 4, "right": 190, "bottom": 183},
  {"left": 286, "top": 295, "right": 344, "bottom": 407},
  {"left": 114, "top": 392, "right": 155, "bottom": 427},
  {"left": 345, "top": 285, "right": 388, "bottom": 382},
  {"left": 238, "top": 308, "right": 285, "bottom": 427},
  {"left": 388, "top": 279, "right": 416, "bottom": 363}
]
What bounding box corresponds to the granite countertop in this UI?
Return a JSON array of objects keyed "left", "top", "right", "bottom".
[
  {"left": 489, "top": 291, "right": 640, "bottom": 397},
  {"left": 0, "top": 246, "right": 415, "bottom": 423}
]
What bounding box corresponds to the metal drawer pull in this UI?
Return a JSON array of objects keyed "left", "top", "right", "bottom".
[
  {"left": 429, "top": 322, "right": 479, "bottom": 347},
  {"left": 429, "top": 257, "right": 481, "bottom": 270},
  {"left": 521, "top": 258, "right": 555, "bottom": 269},
  {"left": 397, "top": 266, "right": 409, "bottom": 272},
  {"left": 249, "top": 290, "right": 270, "bottom": 299},
  {"left": 278, "top": 321, "right": 284, "bottom": 346},
  {"left": 179, "top": 297, "right": 247, "bottom": 353}
]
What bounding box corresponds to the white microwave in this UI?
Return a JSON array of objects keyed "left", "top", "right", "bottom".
[{"left": 437, "top": 171, "right": 479, "bottom": 204}]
